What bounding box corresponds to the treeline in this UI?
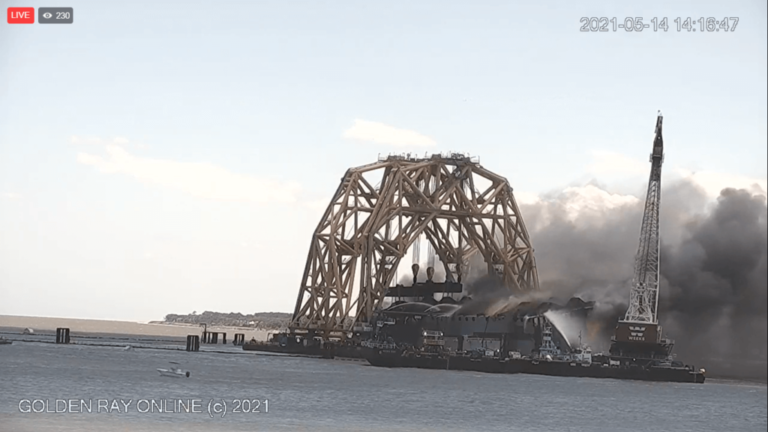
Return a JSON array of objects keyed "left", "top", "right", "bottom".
[{"left": 163, "top": 311, "right": 292, "bottom": 330}]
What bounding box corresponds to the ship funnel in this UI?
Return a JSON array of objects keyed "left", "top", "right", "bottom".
[
  {"left": 426, "top": 266, "right": 435, "bottom": 282},
  {"left": 411, "top": 263, "right": 420, "bottom": 284}
]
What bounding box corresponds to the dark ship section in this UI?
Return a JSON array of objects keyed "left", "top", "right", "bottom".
[
  {"left": 369, "top": 263, "right": 576, "bottom": 360},
  {"left": 365, "top": 292, "right": 704, "bottom": 383},
  {"left": 364, "top": 275, "right": 704, "bottom": 383},
  {"left": 609, "top": 321, "right": 674, "bottom": 360}
]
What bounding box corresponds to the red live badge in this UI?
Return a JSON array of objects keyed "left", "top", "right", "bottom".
[{"left": 7, "top": 7, "right": 35, "bottom": 24}]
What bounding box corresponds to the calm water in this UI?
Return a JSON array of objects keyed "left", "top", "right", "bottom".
[{"left": 1, "top": 339, "right": 766, "bottom": 432}]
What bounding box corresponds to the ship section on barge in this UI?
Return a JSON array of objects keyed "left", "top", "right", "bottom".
[{"left": 364, "top": 324, "right": 705, "bottom": 383}]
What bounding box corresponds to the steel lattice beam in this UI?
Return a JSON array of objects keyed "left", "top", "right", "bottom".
[
  {"left": 289, "top": 153, "right": 540, "bottom": 337},
  {"left": 624, "top": 112, "right": 664, "bottom": 324}
]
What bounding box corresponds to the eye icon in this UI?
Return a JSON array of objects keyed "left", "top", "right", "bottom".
[{"left": 43, "top": 12, "right": 53, "bottom": 19}]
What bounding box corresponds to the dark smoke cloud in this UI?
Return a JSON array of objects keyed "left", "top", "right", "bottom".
[
  {"left": 454, "top": 273, "right": 510, "bottom": 316},
  {"left": 520, "top": 180, "right": 767, "bottom": 380}
]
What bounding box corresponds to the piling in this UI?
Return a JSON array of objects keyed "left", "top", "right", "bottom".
[
  {"left": 55, "top": 328, "right": 70, "bottom": 344},
  {"left": 233, "top": 333, "right": 245, "bottom": 345},
  {"left": 186, "top": 335, "right": 200, "bottom": 352},
  {"left": 202, "top": 331, "right": 228, "bottom": 344}
]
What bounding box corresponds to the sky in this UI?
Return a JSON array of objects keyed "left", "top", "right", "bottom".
[{"left": 0, "top": 0, "right": 766, "bottom": 322}]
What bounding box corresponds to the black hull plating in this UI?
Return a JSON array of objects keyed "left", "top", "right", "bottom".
[
  {"left": 243, "top": 342, "right": 323, "bottom": 355},
  {"left": 242, "top": 342, "right": 369, "bottom": 359},
  {"left": 366, "top": 349, "right": 705, "bottom": 384}
]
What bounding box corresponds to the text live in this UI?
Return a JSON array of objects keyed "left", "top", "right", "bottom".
[{"left": 7, "top": 7, "right": 34, "bottom": 24}]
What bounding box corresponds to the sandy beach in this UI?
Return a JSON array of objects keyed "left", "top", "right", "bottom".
[{"left": 0, "top": 315, "right": 271, "bottom": 341}]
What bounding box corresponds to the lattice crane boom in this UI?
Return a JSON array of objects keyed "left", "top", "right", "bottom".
[{"left": 623, "top": 112, "right": 664, "bottom": 324}]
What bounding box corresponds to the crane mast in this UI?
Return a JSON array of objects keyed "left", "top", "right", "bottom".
[
  {"left": 609, "top": 112, "right": 673, "bottom": 359},
  {"left": 624, "top": 112, "right": 664, "bottom": 324}
]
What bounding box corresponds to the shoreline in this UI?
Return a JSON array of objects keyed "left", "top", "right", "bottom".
[{"left": 0, "top": 315, "right": 274, "bottom": 341}]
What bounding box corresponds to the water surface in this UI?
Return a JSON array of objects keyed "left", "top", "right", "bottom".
[{"left": 1, "top": 340, "right": 765, "bottom": 432}]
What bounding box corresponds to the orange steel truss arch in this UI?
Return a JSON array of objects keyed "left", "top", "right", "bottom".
[{"left": 290, "top": 153, "right": 539, "bottom": 337}]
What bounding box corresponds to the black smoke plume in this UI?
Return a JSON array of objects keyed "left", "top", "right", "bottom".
[{"left": 521, "top": 180, "right": 767, "bottom": 380}]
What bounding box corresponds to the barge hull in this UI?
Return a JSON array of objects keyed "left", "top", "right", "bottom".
[
  {"left": 366, "top": 349, "right": 705, "bottom": 383},
  {"left": 242, "top": 341, "right": 369, "bottom": 359}
]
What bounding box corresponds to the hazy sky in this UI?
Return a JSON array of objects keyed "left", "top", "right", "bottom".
[{"left": 1, "top": 1, "right": 766, "bottom": 322}]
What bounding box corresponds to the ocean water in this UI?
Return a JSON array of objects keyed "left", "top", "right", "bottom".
[{"left": 0, "top": 338, "right": 766, "bottom": 432}]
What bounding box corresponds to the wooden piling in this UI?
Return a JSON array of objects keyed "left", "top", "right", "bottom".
[
  {"left": 56, "top": 328, "right": 70, "bottom": 344},
  {"left": 233, "top": 333, "right": 245, "bottom": 345},
  {"left": 186, "top": 335, "right": 200, "bottom": 352}
]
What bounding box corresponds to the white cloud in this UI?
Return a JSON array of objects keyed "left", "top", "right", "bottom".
[
  {"left": 343, "top": 119, "right": 437, "bottom": 147},
  {"left": 517, "top": 184, "right": 640, "bottom": 233},
  {"left": 77, "top": 144, "right": 301, "bottom": 204},
  {"left": 2, "top": 192, "right": 21, "bottom": 199},
  {"left": 559, "top": 185, "right": 640, "bottom": 219},
  {"left": 674, "top": 168, "right": 767, "bottom": 199},
  {"left": 517, "top": 168, "right": 765, "bottom": 233},
  {"left": 585, "top": 150, "right": 766, "bottom": 199},
  {"left": 587, "top": 150, "right": 648, "bottom": 176},
  {"left": 513, "top": 191, "right": 542, "bottom": 206}
]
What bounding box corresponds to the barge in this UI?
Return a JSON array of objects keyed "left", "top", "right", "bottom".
[{"left": 365, "top": 326, "right": 705, "bottom": 384}]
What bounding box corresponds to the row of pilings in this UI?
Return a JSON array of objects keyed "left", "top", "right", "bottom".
[{"left": 49, "top": 327, "right": 247, "bottom": 352}]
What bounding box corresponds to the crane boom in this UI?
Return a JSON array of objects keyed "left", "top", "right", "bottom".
[{"left": 624, "top": 111, "right": 664, "bottom": 324}]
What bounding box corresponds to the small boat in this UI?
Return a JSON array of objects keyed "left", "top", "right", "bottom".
[
  {"left": 0, "top": 337, "right": 12, "bottom": 345},
  {"left": 157, "top": 362, "right": 190, "bottom": 378}
]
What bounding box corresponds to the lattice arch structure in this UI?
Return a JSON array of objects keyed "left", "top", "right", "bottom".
[{"left": 290, "top": 153, "right": 539, "bottom": 337}]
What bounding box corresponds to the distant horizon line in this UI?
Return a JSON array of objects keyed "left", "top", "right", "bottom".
[{"left": 0, "top": 312, "right": 294, "bottom": 324}]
